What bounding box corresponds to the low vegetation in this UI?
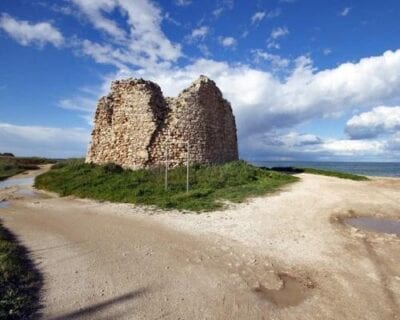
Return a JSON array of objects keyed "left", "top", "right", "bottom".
[
  {"left": 0, "top": 221, "right": 42, "bottom": 319},
  {"left": 35, "top": 159, "right": 298, "bottom": 211},
  {"left": 0, "top": 156, "right": 55, "bottom": 181}
]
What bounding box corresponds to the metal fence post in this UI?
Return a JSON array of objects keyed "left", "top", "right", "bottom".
[
  {"left": 165, "top": 144, "right": 168, "bottom": 191},
  {"left": 186, "top": 141, "right": 190, "bottom": 193}
]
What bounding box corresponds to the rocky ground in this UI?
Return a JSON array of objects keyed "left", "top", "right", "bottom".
[{"left": 0, "top": 167, "right": 399, "bottom": 319}]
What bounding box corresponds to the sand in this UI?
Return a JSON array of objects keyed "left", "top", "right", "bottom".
[{"left": 0, "top": 167, "right": 399, "bottom": 319}]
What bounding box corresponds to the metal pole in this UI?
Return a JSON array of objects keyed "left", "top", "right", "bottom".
[
  {"left": 186, "top": 141, "right": 190, "bottom": 193},
  {"left": 165, "top": 144, "right": 168, "bottom": 191}
]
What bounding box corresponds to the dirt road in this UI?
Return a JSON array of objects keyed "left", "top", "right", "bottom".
[{"left": 0, "top": 168, "right": 399, "bottom": 319}]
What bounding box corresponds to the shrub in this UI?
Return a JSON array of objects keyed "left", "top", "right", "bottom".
[{"left": 102, "top": 162, "right": 124, "bottom": 174}]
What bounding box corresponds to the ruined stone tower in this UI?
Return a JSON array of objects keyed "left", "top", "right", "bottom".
[{"left": 86, "top": 75, "right": 239, "bottom": 169}]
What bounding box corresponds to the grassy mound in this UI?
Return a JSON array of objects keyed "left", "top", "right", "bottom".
[
  {"left": 35, "top": 160, "right": 298, "bottom": 211},
  {"left": 0, "top": 222, "right": 42, "bottom": 319},
  {"left": 0, "top": 156, "right": 55, "bottom": 181}
]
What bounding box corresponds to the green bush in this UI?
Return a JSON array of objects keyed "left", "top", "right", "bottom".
[{"left": 102, "top": 162, "right": 124, "bottom": 174}]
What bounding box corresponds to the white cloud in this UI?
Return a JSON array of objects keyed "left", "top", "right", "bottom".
[
  {"left": 267, "top": 27, "right": 289, "bottom": 50},
  {"left": 64, "top": 46, "right": 400, "bottom": 161},
  {"left": 270, "top": 26, "right": 289, "bottom": 39},
  {"left": 252, "top": 50, "right": 289, "bottom": 68},
  {"left": 71, "top": 0, "right": 182, "bottom": 69},
  {"left": 59, "top": 97, "right": 96, "bottom": 112},
  {"left": 0, "top": 123, "right": 89, "bottom": 158},
  {"left": 251, "top": 11, "right": 266, "bottom": 24},
  {"left": 340, "top": 7, "right": 352, "bottom": 16},
  {"left": 175, "top": 0, "right": 192, "bottom": 6},
  {"left": 220, "top": 36, "right": 237, "bottom": 47},
  {"left": 323, "top": 48, "right": 332, "bottom": 55},
  {"left": 117, "top": 49, "right": 400, "bottom": 142},
  {"left": 212, "top": 0, "right": 234, "bottom": 18},
  {"left": 198, "top": 44, "right": 212, "bottom": 57},
  {"left": 266, "top": 8, "right": 282, "bottom": 19},
  {"left": 71, "top": 0, "right": 125, "bottom": 39},
  {"left": 240, "top": 130, "right": 391, "bottom": 161},
  {"left": 346, "top": 106, "right": 400, "bottom": 139},
  {"left": 322, "top": 139, "right": 384, "bottom": 156},
  {"left": 164, "top": 12, "right": 181, "bottom": 26},
  {"left": 18, "top": 0, "right": 397, "bottom": 160},
  {"left": 189, "top": 26, "right": 209, "bottom": 40},
  {"left": 213, "top": 7, "right": 224, "bottom": 17},
  {"left": 0, "top": 13, "right": 64, "bottom": 47},
  {"left": 267, "top": 41, "right": 280, "bottom": 50}
]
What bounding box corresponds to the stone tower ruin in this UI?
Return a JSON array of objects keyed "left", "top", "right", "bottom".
[{"left": 86, "top": 75, "right": 239, "bottom": 169}]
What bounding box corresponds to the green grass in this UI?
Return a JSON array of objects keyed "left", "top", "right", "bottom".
[
  {"left": 301, "top": 167, "right": 369, "bottom": 181},
  {"left": 35, "top": 160, "right": 298, "bottom": 211},
  {"left": 0, "top": 221, "right": 42, "bottom": 319},
  {"left": 0, "top": 156, "right": 56, "bottom": 181}
]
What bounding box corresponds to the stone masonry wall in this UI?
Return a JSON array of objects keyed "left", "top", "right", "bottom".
[{"left": 86, "top": 75, "right": 238, "bottom": 169}]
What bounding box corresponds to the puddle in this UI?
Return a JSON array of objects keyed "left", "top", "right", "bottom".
[
  {"left": 345, "top": 217, "right": 400, "bottom": 236},
  {"left": 252, "top": 273, "right": 313, "bottom": 307},
  {"left": 15, "top": 188, "right": 39, "bottom": 197},
  {"left": 0, "top": 177, "right": 34, "bottom": 189},
  {"left": 0, "top": 200, "right": 9, "bottom": 209}
]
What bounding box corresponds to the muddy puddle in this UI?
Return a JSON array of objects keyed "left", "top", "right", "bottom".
[
  {"left": 0, "top": 177, "right": 34, "bottom": 189},
  {"left": 252, "top": 273, "right": 313, "bottom": 308},
  {"left": 345, "top": 217, "right": 400, "bottom": 236},
  {"left": 14, "top": 188, "right": 39, "bottom": 197}
]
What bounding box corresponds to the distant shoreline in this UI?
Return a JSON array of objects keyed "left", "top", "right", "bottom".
[{"left": 251, "top": 160, "right": 400, "bottom": 178}]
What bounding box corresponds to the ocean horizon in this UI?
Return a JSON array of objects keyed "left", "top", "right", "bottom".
[{"left": 251, "top": 161, "right": 400, "bottom": 177}]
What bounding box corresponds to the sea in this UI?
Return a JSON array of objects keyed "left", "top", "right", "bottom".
[{"left": 251, "top": 161, "right": 400, "bottom": 177}]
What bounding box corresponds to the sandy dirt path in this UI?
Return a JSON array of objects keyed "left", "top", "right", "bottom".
[{"left": 0, "top": 167, "right": 399, "bottom": 319}]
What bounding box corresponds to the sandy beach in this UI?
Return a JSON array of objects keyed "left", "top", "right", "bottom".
[{"left": 0, "top": 168, "right": 399, "bottom": 319}]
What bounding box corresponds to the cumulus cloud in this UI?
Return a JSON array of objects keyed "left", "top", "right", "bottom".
[
  {"left": 175, "top": 0, "right": 192, "bottom": 6},
  {"left": 240, "top": 130, "right": 389, "bottom": 161},
  {"left": 240, "top": 131, "right": 321, "bottom": 160},
  {"left": 346, "top": 106, "right": 400, "bottom": 139},
  {"left": 267, "top": 26, "right": 289, "bottom": 50},
  {"left": 8, "top": 0, "right": 397, "bottom": 160},
  {"left": 212, "top": 0, "right": 234, "bottom": 18},
  {"left": 213, "top": 7, "right": 224, "bottom": 17},
  {"left": 61, "top": 36, "right": 400, "bottom": 159},
  {"left": 0, "top": 13, "right": 64, "bottom": 47},
  {"left": 251, "top": 11, "right": 266, "bottom": 24},
  {"left": 189, "top": 26, "right": 209, "bottom": 40},
  {"left": 323, "top": 48, "right": 332, "bottom": 55},
  {"left": 0, "top": 123, "right": 89, "bottom": 158},
  {"left": 340, "top": 7, "right": 352, "bottom": 16},
  {"left": 252, "top": 50, "right": 290, "bottom": 68},
  {"left": 71, "top": 0, "right": 182, "bottom": 69},
  {"left": 270, "top": 26, "right": 289, "bottom": 39},
  {"left": 121, "top": 50, "right": 400, "bottom": 140},
  {"left": 219, "top": 36, "right": 236, "bottom": 47},
  {"left": 389, "top": 132, "right": 400, "bottom": 151}
]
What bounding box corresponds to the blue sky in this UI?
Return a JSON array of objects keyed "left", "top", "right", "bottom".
[{"left": 1, "top": 0, "right": 400, "bottom": 161}]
